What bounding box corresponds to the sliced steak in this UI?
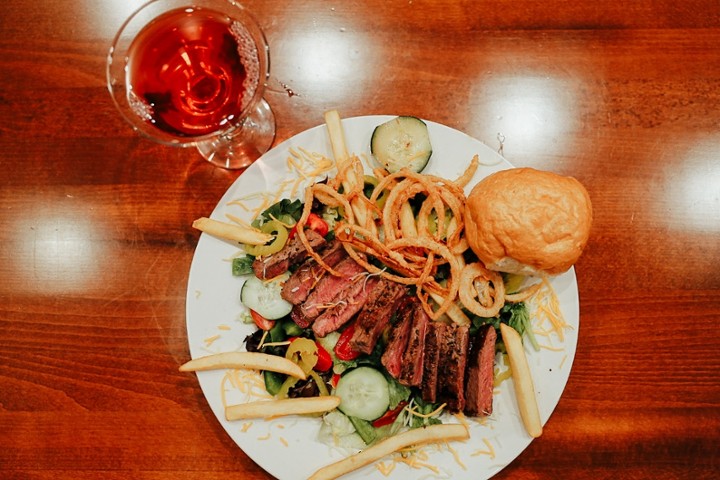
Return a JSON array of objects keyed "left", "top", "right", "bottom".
[
  {"left": 380, "top": 298, "right": 415, "bottom": 379},
  {"left": 312, "top": 277, "right": 379, "bottom": 337},
  {"left": 295, "top": 257, "right": 366, "bottom": 324},
  {"left": 421, "top": 321, "right": 443, "bottom": 403},
  {"left": 252, "top": 229, "right": 326, "bottom": 280},
  {"left": 349, "top": 279, "right": 407, "bottom": 354},
  {"left": 436, "top": 323, "right": 469, "bottom": 412},
  {"left": 281, "top": 241, "right": 347, "bottom": 305},
  {"left": 398, "top": 300, "right": 429, "bottom": 387},
  {"left": 290, "top": 305, "right": 313, "bottom": 329},
  {"left": 464, "top": 324, "right": 497, "bottom": 416}
]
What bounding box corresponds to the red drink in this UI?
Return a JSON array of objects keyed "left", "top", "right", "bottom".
[{"left": 126, "top": 7, "right": 260, "bottom": 137}]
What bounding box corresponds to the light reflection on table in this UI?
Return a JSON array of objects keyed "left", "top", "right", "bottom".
[{"left": 666, "top": 135, "right": 720, "bottom": 233}]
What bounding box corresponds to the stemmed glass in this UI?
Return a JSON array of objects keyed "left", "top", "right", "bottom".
[{"left": 107, "top": 0, "right": 275, "bottom": 169}]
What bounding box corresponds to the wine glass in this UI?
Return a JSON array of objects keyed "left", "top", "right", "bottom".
[{"left": 107, "top": 0, "right": 275, "bottom": 170}]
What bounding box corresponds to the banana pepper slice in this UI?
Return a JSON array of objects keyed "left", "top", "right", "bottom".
[{"left": 243, "top": 220, "right": 289, "bottom": 257}]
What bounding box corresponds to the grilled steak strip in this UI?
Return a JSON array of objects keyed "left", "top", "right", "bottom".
[
  {"left": 349, "top": 279, "right": 407, "bottom": 354},
  {"left": 290, "top": 306, "right": 311, "bottom": 329},
  {"left": 436, "top": 323, "right": 470, "bottom": 412},
  {"left": 281, "top": 241, "right": 346, "bottom": 305},
  {"left": 295, "top": 257, "right": 367, "bottom": 323},
  {"left": 464, "top": 324, "right": 497, "bottom": 416},
  {"left": 421, "top": 321, "right": 443, "bottom": 403},
  {"left": 380, "top": 298, "right": 415, "bottom": 379},
  {"left": 398, "top": 299, "right": 429, "bottom": 387},
  {"left": 252, "top": 229, "right": 326, "bottom": 280},
  {"left": 312, "top": 277, "right": 379, "bottom": 337}
]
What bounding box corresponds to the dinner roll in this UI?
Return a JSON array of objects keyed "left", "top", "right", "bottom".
[{"left": 465, "top": 168, "right": 592, "bottom": 276}]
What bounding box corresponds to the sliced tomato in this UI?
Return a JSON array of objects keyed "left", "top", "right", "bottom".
[
  {"left": 306, "top": 213, "right": 329, "bottom": 237},
  {"left": 250, "top": 309, "right": 275, "bottom": 331},
  {"left": 289, "top": 213, "right": 329, "bottom": 239},
  {"left": 334, "top": 323, "right": 361, "bottom": 361},
  {"left": 372, "top": 401, "right": 408, "bottom": 427}
]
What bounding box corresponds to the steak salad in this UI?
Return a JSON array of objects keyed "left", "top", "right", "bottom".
[
  {"left": 183, "top": 113, "right": 586, "bottom": 479},
  {"left": 234, "top": 192, "right": 533, "bottom": 448}
]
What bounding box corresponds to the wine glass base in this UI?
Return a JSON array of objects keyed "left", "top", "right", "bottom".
[{"left": 196, "top": 99, "right": 276, "bottom": 170}]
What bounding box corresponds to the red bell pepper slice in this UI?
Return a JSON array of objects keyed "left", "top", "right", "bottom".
[
  {"left": 250, "top": 309, "right": 275, "bottom": 331},
  {"left": 288, "top": 336, "right": 333, "bottom": 372},
  {"left": 334, "top": 323, "right": 361, "bottom": 361},
  {"left": 372, "top": 401, "right": 408, "bottom": 427},
  {"left": 313, "top": 341, "right": 333, "bottom": 372}
]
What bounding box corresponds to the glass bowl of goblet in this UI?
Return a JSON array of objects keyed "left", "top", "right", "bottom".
[{"left": 107, "top": 0, "right": 275, "bottom": 169}]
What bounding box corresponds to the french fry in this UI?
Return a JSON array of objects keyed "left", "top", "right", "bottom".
[
  {"left": 323, "top": 109, "right": 349, "bottom": 163},
  {"left": 500, "top": 323, "right": 543, "bottom": 438},
  {"left": 399, "top": 202, "right": 418, "bottom": 238},
  {"left": 308, "top": 423, "right": 469, "bottom": 480},
  {"left": 225, "top": 396, "right": 341, "bottom": 421},
  {"left": 179, "top": 352, "right": 307, "bottom": 380},
  {"left": 323, "top": 110, "right": 371, "bottom": 231},
  {"left": 192, "top": 217, "right": 272, "bottom": 245}
]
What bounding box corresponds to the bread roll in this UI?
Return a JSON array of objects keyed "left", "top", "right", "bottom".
[{"left": 465, "top": 168, "right": 592, "bottom": 275}]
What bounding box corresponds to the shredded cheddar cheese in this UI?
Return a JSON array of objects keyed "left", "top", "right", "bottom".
[
  {"left": 268, "top": 213, "right": 296, "bottom": 228},
  {"left": 224, "top": 213, "right": 254, "bottom": 230},
  {"left": 453, "top": 411, "right": 470, "bottom": 429},
  {"left": 559, "top": 354, "right": 568, "bottom": 370},
  {"left": 494, "top": 353, "right": 512, "bottom": 386},
  {"left": 539, "top": 344, "right": 566, "bottom": 352},
  {"left": 483, "top": 437, "right": 496, "bottom": 456},
  {"left": 394, "top": 451, "right": 441, "bottom": 474},
  {"left": 221, "top": 368, "right": 271, "bottom": 411},
  {"left": 471, "top": 437, "right": 497, "bottom": 459},
  {"left": 471, "top": 414, "right": 490, "bottom": 427},
  {"left": 528, "top": 277, "right": 571, "bottom": 341},
  {"left": 371, "top": 431, "right": 477, "bottom": 477},
  {"left": 376, "top": 461, "right": 396, "bottom": 476},
  {"left": 261, "top": 340, "right": 292, "bottom": 347},
  {"left": 446, "top": 442, "right": 467, "bottom": 470},
  {"left": 493, "top": 367, "right": 512, "bottom": 387},
  {"left": 256, "top": 330, "right": 271, "bottom": 350},
  {"left": 407, "top": 402, "right": 446, "bottom": 419}
]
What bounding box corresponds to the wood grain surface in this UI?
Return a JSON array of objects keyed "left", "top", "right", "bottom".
[{"left": 1, "top": 1, "right": 719, "bottom": 479}]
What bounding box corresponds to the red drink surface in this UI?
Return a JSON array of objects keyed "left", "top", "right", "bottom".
[{"left": 126, "top": 7, "right": 258, "bottom": 137}]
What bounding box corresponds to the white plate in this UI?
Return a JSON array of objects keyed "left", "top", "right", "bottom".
[{"left": 185, "top": 115, "right": 579, "bottom": 479}]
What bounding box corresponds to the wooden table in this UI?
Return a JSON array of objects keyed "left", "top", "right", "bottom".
[{"left": 2, "top": 1, "right": 719, "bottom": 478}]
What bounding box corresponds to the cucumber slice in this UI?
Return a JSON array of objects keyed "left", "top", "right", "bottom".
[
  {"left": 335, "top": 367, "right": 390, "bottom": 421},
  {"left": 371, "top": 116, "right": 432, "bottom": 173},
  {"left": 240, "top": 276, "right": 292, "bottom": 320}
]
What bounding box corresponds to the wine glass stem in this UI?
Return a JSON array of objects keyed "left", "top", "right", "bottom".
[{"left": 195, "top": 98, "right": 276, "bottom": 169}]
